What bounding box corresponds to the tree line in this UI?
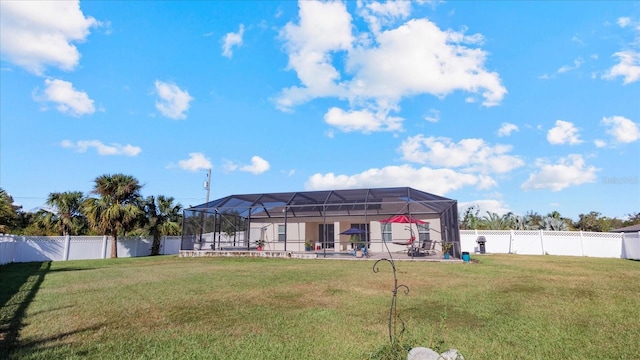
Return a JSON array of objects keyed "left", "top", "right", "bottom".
[
  {"left": 459, "top": 205, "right": 640, "bottom": 232},
  {"left": 0, "top": 174, "right": 182, "bottom": 258}
]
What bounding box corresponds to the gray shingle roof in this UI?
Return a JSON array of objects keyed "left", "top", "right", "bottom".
[{"left": 611, "top": 224, "right": 640, "bottom": 233}]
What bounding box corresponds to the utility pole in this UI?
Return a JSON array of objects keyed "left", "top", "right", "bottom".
[
  {"left": 197, "top": 169, "right": 212, "bottom": 251},
  {"left": 204, "top": 168, "right": 211, "bottom": 204}
]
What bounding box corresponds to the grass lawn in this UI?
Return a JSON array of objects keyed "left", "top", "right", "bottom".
[{"left": 1, "top": 254, "right": 639, "bottom": 359}]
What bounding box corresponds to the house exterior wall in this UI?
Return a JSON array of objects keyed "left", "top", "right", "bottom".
[{"left": 248, "top": 215, "right": 442, "bottom": 253}]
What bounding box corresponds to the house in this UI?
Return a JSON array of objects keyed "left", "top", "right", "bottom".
[
  {"left": 181, "top": 187, "right": 460, "bottom": 257},
  {"left": 611, "top": 224, "right": 640, "bottom": 233}
]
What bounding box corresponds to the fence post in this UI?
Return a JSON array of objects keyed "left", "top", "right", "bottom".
[
  {"left": 63, "top": 235, "right": 71, "bottom": 261},
  {"left": 539, "top": 230, "right": 545, "bottom": 255},
  {"left": 509, "top": 230, "right": 514, "bottom": 254},
  {"left": 474, "top": 229, "right": 478, "bottom": 253},
  {"left": 22, "top": 235, "right": 26, "bottom": 263},
  {"left": 579, "top": 231, "right": 584, "bottom": 256},
  {"left": 102, "top": 235, "right": 108, "bottom": 259}
]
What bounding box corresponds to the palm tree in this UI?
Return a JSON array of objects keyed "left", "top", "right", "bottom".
[
  {"left": 512, "top": 214, "right": 539, "bottom": 230},
  {"left": 84, "top": 174, "right": 143, "bottom": 258},
  {"left": 35, "top": 191, "right": 86, "bottom": 236},
  {"left": 31, "top": 209, "right": 61, "bottom": 235},
  {"left": 142, "top": 195, "right": 182, "bottom": 255},
  {"left": 479, "top": 211, "right": 514, "bottom": 230},
  {"left": 539, "top": 217, "right": 569, "bottom": 231},
  {"left": 512, "top": 214, "right": 528, "bottom": 230}
]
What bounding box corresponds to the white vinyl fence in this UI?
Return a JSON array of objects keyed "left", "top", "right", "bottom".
[
  {"left": 2, "top": 231, "right": 639, "bottom": 265},
  {"left": 460, "top": 230, "right": 640, "bottom": 260},
  {"left": 0, "top": 235, "right": 182, "bottom": 265}
]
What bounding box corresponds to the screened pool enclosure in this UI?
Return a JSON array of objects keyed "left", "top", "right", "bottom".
[{"left": 181, "top": 187, "right": 461, "bottom": 258}]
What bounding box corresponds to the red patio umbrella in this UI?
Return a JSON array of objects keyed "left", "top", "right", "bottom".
[{"left": 380, "top": 214, "right": 427, "bottom": 224}]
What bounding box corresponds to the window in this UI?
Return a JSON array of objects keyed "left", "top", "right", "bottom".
[
  {"left": 417, "top": 223, "right": 430, "bottom": 243},
  {"left": 318, "top": 224, "right": 335, "bottom": 249},
  {"left": 382, "top": 223, "right": 392, "bottom": 242},
  {"left": 278, "top": 224, "right": 285, "bottom": 241}
]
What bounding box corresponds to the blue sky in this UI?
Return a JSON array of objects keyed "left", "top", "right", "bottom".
[{"left": 1, "top": 1, "right": 639, "bottom": 221}]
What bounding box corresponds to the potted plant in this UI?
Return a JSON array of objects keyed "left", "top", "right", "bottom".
[
  {"left": 304, "top": 239, "right": 313, "bottom": 251},
  {"left": 350, "top": 235, "right": 366, "bottom": 258},
  {"left": 441, "top": 241, "right": 454, "bottom": 259},
  {"left": 255, "top": 238, "right": 265, "bottom": 251}
]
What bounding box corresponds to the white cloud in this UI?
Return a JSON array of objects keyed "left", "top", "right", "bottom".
[
  {"left": 476, "top": 175, "right": 498, "bottom": 189},
  {"left": 224, "top": 156, "right": 270, "bottom": 174},
  {"left": 617, "top": 17, "right": 632, "bottom": 28},
  {"left": 602, "top": 50, "right": 640, "bottom": 84},
  {"left": 571, "top": 34, "right": 585, "bottom": 46},
  {"left": 178, "top": 152, "right": 212, "bottom": 171},
  {"left": 222, "top": 24, "right": 245, "bottom": 58},
  {"left": 398, "top": 135, "right": 524, "bottom": 174},
  {"left": 497, "top": 122, "right": 518, "bottom": 137},
  {"left": 305, "top": 164, "right": 489, "bottom": 195},
  {"left": 222, "top": 160, "right": 238, "bottom": 173},
  {"left": 324, "top": 107, "right": 403, "bottom": 133},
  {"left": 240, "top": 156, "right": 270, "bottom": 174},
  {"left": 424, "top": 108, "right": 440, "bottom": 123},
  {"left": 276, "top": 0, "right": 353, "bottom": 110},
  {"left": 547, "top": 120, "right": 582, "bottom": 145},
  {"left": 594, "top": 139, "right": 607, "bottom": 148},
  {"left": 540, "top": 57, "right": 584, "bottom": 79},
  {"left": 344, "top": 19, "right": 506, "bottom": 106},
  {"left": 154, "top": 80, "right": 193, "bottom": 120},
  {"left": 357, "top": 0, "right": 412, "bottom": 34},
  {"left": 521, "top": 154, "right": 598, "bottom": 192},
  {"left": 0, "top": 1, "right": 98, "bottom": 75},
  {"left": 557, "top": 57, "right": 584, "bottom": 74},
  {"left": 276, "top": 2, "right": 506, "bottom": 132},
  {"left": 60, "top": 139, "right": 141, "bottom": 156},
  {"left": 35, "top": 79, "right": 95, "bottom": 116},
  {"left": 602, "top": 115, "right": 640, "bottom": 143},
  {"left": 325, "top": 128, "right": 335, "bottom": 138},
  {"left": 601, "top": 17, "right": 640, "bottom": 84}
]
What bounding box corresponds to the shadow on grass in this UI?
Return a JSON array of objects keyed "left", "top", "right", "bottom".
[
  {"left": 0, "top": 261, "right": 50, "bottom": 357},
  {"left": 7, "top": 323, "right": 107, "bottom": 359}
]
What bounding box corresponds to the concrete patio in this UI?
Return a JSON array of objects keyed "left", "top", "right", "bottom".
[{"left": 179, "top": 249, "right": 463, "bottom": 262}]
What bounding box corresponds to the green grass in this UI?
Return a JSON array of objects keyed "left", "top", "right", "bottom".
[{"left": 1, "top": 255, "right": 639, "bottom": 359}]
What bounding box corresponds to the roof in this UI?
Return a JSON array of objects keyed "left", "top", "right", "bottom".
[
  {"left": 611, "top": 224, "right": 640, "bottom": 233},
  {"left": 187, "top": 187, "right": 457, "bottom": 220}
]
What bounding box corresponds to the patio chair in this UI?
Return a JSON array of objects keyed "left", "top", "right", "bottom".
[
  {"left": 361, "top": 246, "right": 370, "bottom": 257},
  {"left": 420, "top": 239, "right": 436, "bottom": 255},
  {"left": 351, "top": 246, "right": 370, "bottom": 258}
]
